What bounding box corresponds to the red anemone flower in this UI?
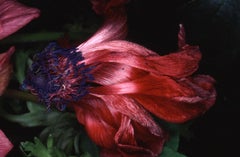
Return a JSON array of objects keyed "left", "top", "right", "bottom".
[
  {"left": 22, "top": 1, "right": 216, "bottom": 156},
  {"left": 0, "top": 130, "right": 13, "bottom": 157}
]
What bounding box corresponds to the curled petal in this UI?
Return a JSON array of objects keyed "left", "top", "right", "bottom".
[
  {"left": 132, "top": 76, "right": 216, "bottom": 123},
  {"left": 178, "top": 24, "right": 186, "bottom": 48},
  {"left": 0, "top": 130, "right": 13, "bottom": 157},
  {"left": 72, "top": 95, "right": 120, "bottom": 148},
  {"left": 78, "top": 12, "right": 127, "bottom": 52},
  {"left": 78, "top": 0, "right": 128, "bottom": 52},
  {"left": 173, "top": 75, "right": 216, "bottom": 109},
  {"left": 0, "top": 46, "right": 14, "bottom": 95},
  {"left": 0, "top": 0, "right": 40, "bottom": 40},
  {"left": 83, "top": 40, "right": 201, "bottom": 78},
  {"left": 96, "top": 94, "right": 163, "bottom": 136},
  {"left": 72, "top": 95, "right": 168, "bottom": 157},
  {"left": 90, "top": 73, "right": 216, "bottom": 123},
  {"left": 113, "top": 116, "right": 167, "bottom": 157}
]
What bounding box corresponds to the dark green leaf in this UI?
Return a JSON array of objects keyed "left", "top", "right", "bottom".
[
  {"left": 20, "top": 135, "right": 68, "bottom": 157},
  {"left": 14, "top": 51, "right": 29, "bottom": 84},
  {"left": 160, "top": 146, "right": 187, "bottom": 157}
]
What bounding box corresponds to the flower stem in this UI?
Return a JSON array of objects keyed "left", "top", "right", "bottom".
[
  {"left": 0, "top": 31, "right": 92, "bottom": 44},
  {"left": 2, "top": 89, "right": 39, "bottom": 103}
]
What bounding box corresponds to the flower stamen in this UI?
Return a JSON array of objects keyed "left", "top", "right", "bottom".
[{"left": 22, "top": 42, "right": 94, "bottom": 110}]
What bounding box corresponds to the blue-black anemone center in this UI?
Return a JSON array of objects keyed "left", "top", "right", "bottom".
[{"left": 22, "top": 42, "right": 94, "bottom": 110}]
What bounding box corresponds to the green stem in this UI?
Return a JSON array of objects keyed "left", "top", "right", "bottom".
[
  {"left": 3, "top": 89, "right": 39, "bottom": 103},
  {"left": 0, "top": 31, "right": 92, "bottom": 44}
]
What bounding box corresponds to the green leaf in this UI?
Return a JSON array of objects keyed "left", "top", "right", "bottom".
[
  {"left": 0, "top": 101, "right": 60, "bottom": 127},
  {"left": 160, "top": 146, "right": 187, "bottom": 157},
  {"left": 1, "top": 32, "right": 64, "bottom": 44},
  {"left": 20, "top": 135, "right": 68, "bottom": 157},
  {"left": 79, "top": 130, "right": 99, "bottom": 157},
  {"left": 155, "top": 120, "right": 192, "bottom": 157},
  {"left": 14, "top": 51, "right": 29, "bottom": 84},
  {"left": 38, "top": 112, "right": 99, "bottom": 156},
  {"left": 1, "top": 31, "right": 93, "bottom": 44}
]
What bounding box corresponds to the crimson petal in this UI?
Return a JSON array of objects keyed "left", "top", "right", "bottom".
[
  {"left": 0, "top": 130, "right": 13, "bottom": 157},
  {"left": 0, "top": 0, "right": 40, "bottom": 40},
  {"left": 0, "top": 46, "right": 14, "bottom": 95}
]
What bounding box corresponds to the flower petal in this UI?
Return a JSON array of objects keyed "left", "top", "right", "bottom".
[
  {"left": 90, "top": 72, "right": 216, "bottom": 123},
  {"left": 95, "top": 94, "right": 163, "bottom": 136},
  {"left": 72, "top": 95, "right": 120, "bottom": 148},
  {"left": 72, "top": 95, "right": 168, "bottom": 157},
  {"left": 90, "top": 74, "right": 196, "bottom": 97},
  {"left": 132, "top": 76, "right": 216, "bottom": 123},
  {"left": 78, "top": 0, "right": 128, "bottom": 52},
  {"left": 113, "top": 116, "right": 167, "bottom": 157},
  {"left": 91, "top": 62, "right": 149, "bottom": 85},
  {"left": 0, "top": 46, "right": 14, "bottom": 95},
  {"left": 178, "top": 24, "right": 186, "bottom": 48},
  {"left": 83, "top": 40, "right": 201, "bottom": 78},
  {"left": 0, "top": 0, "right": 40, "bottom": 40},
  {"left": 78, "top": 14, "right": 127, "bottom": 52},
  {"left": 0, "top": 130, "right": 13, "bottom": 157}
]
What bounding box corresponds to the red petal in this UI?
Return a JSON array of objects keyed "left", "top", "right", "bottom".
[
  {"left": 0, "top": 0, "right": 40, "bottom": 40},
  {"left": 72, "top": 96, "right": 168, "bottom": 157},
  {"left": 96, "top": 94, "right": 163, "bottom": 136},
  {"left": 132, "top": 75, "right": 216, "bottom": 123},
  {"left": 0, "top": 47, "right": 14, "bottom": 95},
  {"left": 91, "top": 62, "right": 148, "bottom": 85},
  {"left": 113, "top": 116, "right": 167, "bottom": 157},
  {"left": 178, "top": 24, "right": 186, "bottom": 48},
  {"left": 78, "top": 4, "right": 127, "bottom": 52},
  {"left": 72, "top": 95, "right": 119, "bottom": 148},
  {"left": 0, "top": 130, "right": 13, "bottom": 157},
  {"left": 90, "top": 74, "right": 195, "bottom": 97},
  {"left": 90, "top": 74, "right": 215, "bottom": 123},
  {"left": 83, "top": 40, "right": 201, "bottom": 78}
]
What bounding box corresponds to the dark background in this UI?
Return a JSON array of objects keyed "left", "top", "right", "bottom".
[
  {"left": 129, "top": 1, "right": 240, "bottom": 157},
  {"left": 1, "top": 0, "right": 240, "bottom": 156},
  {"left": 127, "top": 1, "right": 240, "bottom": 157}
]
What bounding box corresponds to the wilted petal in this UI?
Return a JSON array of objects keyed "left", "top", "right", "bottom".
[
  {"left": 0, "top": 46, "right": 14, "bottom": 95},
  {"left": 173, "top": 75, "right": 216, "bottom": 109},
  {"left": 78, "top": 11, "right": 127, "bottom": 52},
  {"left": 72, "top": 95, "right": 168, "bottom": 157},
  {"left": 0, "top": 130, "right": 13, "bottom": 157},
  {"left": 0, "top": 0, "right": 40, "bottom": 40},
  {"left": 131, "top": 76, "right": 216, "bottom": 123},
  {"left": 82, "top": 40, "right": 201, "bottom": 78},
  {"left": 90, "top": 74, "right": 196, "bottom": 97},
  {"left": 178, "top": 24, "right": 186, "bottom": 48},
  {"left": 72, "top": 95, "right": 120, "bottom": 148},
  {"left": 91, "top": 62, "right": 149, "bottom": 85},
  {"left": 114, "top": 117, "right": 167, "bottom": 157},
  {"left": 90, "top": 73, "right": 216, "bottom": 123},
  {"left": 97, "top": 94, "right": 163, "bottom": 136}
]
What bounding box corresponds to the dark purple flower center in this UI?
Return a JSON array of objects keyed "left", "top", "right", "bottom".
[{"left": 22, "top": 42, "right": 94, "bottom": 110}]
